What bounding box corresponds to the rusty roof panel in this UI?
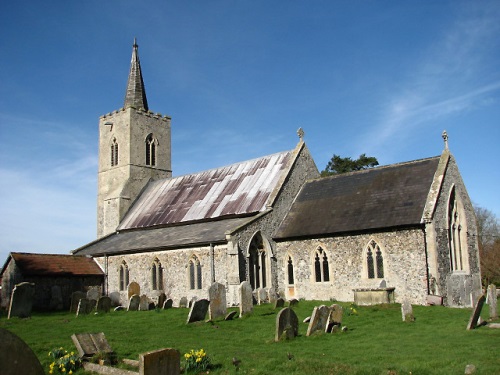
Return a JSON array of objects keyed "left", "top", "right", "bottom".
[
  {"left": 118, "top": 150, "right": 293, "bottom": 230},
  {"left": 9, "top": 253, "right": 104, "bottom": 276}
]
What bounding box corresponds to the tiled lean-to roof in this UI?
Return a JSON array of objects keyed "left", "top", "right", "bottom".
[
  {"left": 274, "top": 156, "right": 441, "bottom": 240},
  {"left": 4, "top": 253, "right": 104, "bottom": 276}
]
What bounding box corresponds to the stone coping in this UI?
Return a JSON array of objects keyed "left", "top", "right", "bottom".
[{"left": 352, "top": 287, "right": 395, "bottom": 292}]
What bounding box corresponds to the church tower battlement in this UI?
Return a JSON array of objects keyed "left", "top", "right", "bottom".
[{"left": 97, "top": 39, "right": 172, "bottom": 238}]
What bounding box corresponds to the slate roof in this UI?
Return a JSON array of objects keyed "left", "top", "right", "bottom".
[
  {"left": 74, "top": 216, "right": 257, "bottom": 256},
  {"left": 118, "top": 150, "right": 293, "bottom": 230},
  {"left": 4, "top": 253, "right": 104, "bottom": 277},
  {"left": 274, "top": 156, "right": 441, "bottom": 240}
]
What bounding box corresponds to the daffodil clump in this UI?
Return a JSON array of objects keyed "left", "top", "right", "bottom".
[
  {"left": 184, "top": 348, "right": 211, "bottom": 373},
  {"left": 347, "top": 303, "right": 358, "bottom": 316},
  {"left": 48, "top": 347, "right": 82, "bottom": 374}
]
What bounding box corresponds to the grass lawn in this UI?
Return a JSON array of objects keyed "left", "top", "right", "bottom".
[{"left": 1, "top": 300, "right": 499, "bottom": 375}]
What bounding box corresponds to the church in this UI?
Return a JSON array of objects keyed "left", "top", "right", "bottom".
[{"left": 72, "top": 40, "right": 481, "bottom": 309}]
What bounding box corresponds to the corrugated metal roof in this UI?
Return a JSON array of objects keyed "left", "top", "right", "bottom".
[
  {"left": 7, "top": 253, "right": 104, "bottom": 276},
  {"left": 118, "top": 150, "right": 293, "bottom": 230},
  {"left": 274, "top": 157, "right": 441, "bottom": 240}
]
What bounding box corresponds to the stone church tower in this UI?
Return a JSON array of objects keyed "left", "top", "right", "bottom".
[{"left": 97, "top": 39, "right": 172, "bottom": 238}]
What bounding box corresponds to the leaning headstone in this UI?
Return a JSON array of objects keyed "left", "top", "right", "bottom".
[
  {"left": 163, "top": 298, "right": 173, "bottom": 309},
  {"left": 128, "top": 294, "right": 140, "bottom": 311},
  {"left": 289, "top": 299, "right": 299, "bottom": 307},
  {"left": 274, "top": 298, "right": 285, "bottom": 309},
  {"left": 208, "top": 282, "right": 227, "bottom": 320},
  {"left": 86, "top": 286, "right": 101, "bottom": 302},
  {"left": 275, "top": 307, "right": 299, "bottom": 341},
  {"left": 71, "top": 332, "right": 114, "bottom": 361},
  {"left": 326, "top": 304, "right": 343, "bottom": 332},
  {"left": 187, "top": 299, "right": 210, "bottom": 323},
  {"left": 49, "top": 285, "right": 63, "bottom": 310},
  {"left": 140, "top": 348, "right": 180, "bottom": 375},
  {"left": 128, "top": 282, "right": 140, "bottom": 300},
  {"left": 70, "top": 291, "right": 87, "bottom": 313},
  {"left": 239, "top": 281, "right": 253, "bottom": 317},
  {"left": 257, "top": 288, "right": 267, "bottom": 305},
  {"left": 467, "top": 294, "right": 486, "bottom": 330},
  {"left": 401, "top": 300, "right": 415, "bottom": 322},
  {"left": 139, "top": 294, "right": 149, "bottom": 311},
  {"left": 179, "top": 297, "right": 188, "bottom": 308},
  {"left": 487, "top": 284, "right": 498, "bottom": 320},
  {"left": 225, "top": 311, "right": 237, "bottom": 321},
  {"left": 76, "top": 298, "right": 91, "bottom": 316},
  {"left": 114, "top": 306, "right": 125, "bottom": 311},
  {"left": 96, "top": 296, "right": 112, "bottom": 313},
  {"left": 8, "top": 282, "right": 35, "bottom": 319},
  {"left": 158, "top": 293, "right": 167, "bottom": 310},
  {"left": 0, "top": 328, "right": 45, "bottom": 375},
  {"left": 303, "top": 316, "right": 311, "bottom": 323},
  {"left": 306, "top": 305, "right": 330, "bottom": 336}
]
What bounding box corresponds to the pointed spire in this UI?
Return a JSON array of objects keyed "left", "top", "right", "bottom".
[{"left": 124, "top": 38, "right": 149, "bottom": 111}]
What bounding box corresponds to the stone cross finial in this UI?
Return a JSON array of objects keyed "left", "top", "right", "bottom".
[
  {"left": 297, "top": 127, "right": 305, "bottom": 141},
  {"left": 442, "top": 130, "right": 449, "bottom": 150}
]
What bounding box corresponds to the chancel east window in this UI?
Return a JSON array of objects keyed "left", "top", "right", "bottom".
[
  {"left": 111, "top": 138, "right": 119, "bottom": 167},
  {"left": 448, "top": 187, "right": 468, "bottom": 271},
  {"left": 119, "top": 261, "right": 129, "bottom": 291},
  {"left": 189, "top": 256, "right": 202, "bottom": 290},
  {"left": 151, "top": 258, "right": 163, "bottom": 290},
  {"left": 366, "top": 240, "right": 384, "bottom": 279},
  {"left": 145, "top": 133, "right": 156, "bottom": 166},
  {"left": 314, "top": 247, "right": 330, "bottom": 282}
]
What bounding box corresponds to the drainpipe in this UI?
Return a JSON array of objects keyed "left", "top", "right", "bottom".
[
  {"left": 210, "top": 243, "right": 215, "bottom": 283},
  {"left": 105, "top": 255, "right": 109, "bottom": 296}
]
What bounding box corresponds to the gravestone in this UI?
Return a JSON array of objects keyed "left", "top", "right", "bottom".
[
  {"left": 71, "top": 332, "right": 114, "bottom": 360},
  {"left": 158, "top": 293, "right": 167, "bottom": 310},
  {"left": 487, "top": 284, "right": 498, "bottom": 320},
  {"left": 128, "top": 282, "right": 140, "bottom": 300},
  {"left": 467, "top": 294, "right": 486, "bottom": 330},
  {"left": 179, "top": 297, "right": 188, "bottom": 308},
  {"left": 89, "top": 299, "right": 97, "bottom": 311},
  {"left": 87, "top": 286, "right": 101, "bottom": 302},
  {"left": 96, "top": 296, "right": 112, "bottom": 313},
  {"left": 139, "top": 294, "right": 149, "bottom": 311},
  {"left": 109, "top": 292, "right": 121, "bottom": 307},
  {"left": 274, "top": 298, "right": 285, "bottom": 309},
  {"left": 239, "top": 281, "right": 253, "bottom": 317},
  {"left": 140, "top": 348, "right": 180, "bottom": 375},
  {"left": 163, "top": 298, "right": 173, "bottom": 309},
  {"left": 306, "top": 305, "right": 330, "bottom": 336},
  {"left": 187, "top": 299, "right": 210, "bottom": 323},
  {"left": 257, "top": 288, "right": 267, "bottom": 305},
  {"left": 225, "top": 311, "right": 237, "bottom": 321},
  {"left": 76, "top": 298, "right": 91, "bottom": 316},
  {"left": 8, "top": 282, "right": 35, "bottom": 319},
  {"left": 0, "top": 328, "right": 45, "bottom": 375},
  {"left": 70, "top": 291, "right": 86, "bottom": 313},
  {"left": 268, "top": 288, "right": 279, "bottom": 304},
  {"left": 326, "top": 304, "right": 343, "bottom": 332},
  {"left": 275, "top": 307, "right": 299, "bottom": 341},
  {"left": 128, "top": 294, "right": 140, "bottom": 311},
  {"left": 401, "top": 300, "right": 415, "bottom": 322},
  {"left": 49, "top": 285, "right": 63, "bottom": 310},
  {"left": 208, "top": 282, "right": 227, "bottom": 320},
  {"left": 289, "top": 299, "right": 299, "bottom": 307}
]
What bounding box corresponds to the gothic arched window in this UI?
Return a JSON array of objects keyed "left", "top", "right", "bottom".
[
  {"left": 151, "top": 258, "right": 163, "bottom": 290},
  {"left": 248, "top": 233, "right": 269, "bottom": 290},
  {"left": 366, "top": 240, "right": 384, "bottom": 279},
  {"left": 145, "top": 133, "right": 156, "bottom": 166},
  {"left": 448, "top": 187, "right": 468, "bottom": 271},
  {"left": 314, "top": 247, "right": 330, "bottom": 282},
  {"left": 111, "top": 138, "right": 119, "bottom": 167},
  {"left": 188, "top": 256, "right": 202, "bottom": 290},
  {"left": 119, "top": 261, "right": 129, "bottom": 291},
  {"left": 287, "top": 256, "right": 294, "bottom": 285}
]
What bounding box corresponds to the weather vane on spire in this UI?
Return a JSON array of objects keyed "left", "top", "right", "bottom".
[{"left": 442, "top": 130, "right": 449, "bottom": 150}]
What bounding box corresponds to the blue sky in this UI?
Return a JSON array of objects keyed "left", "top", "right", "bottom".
[{"left": 1, "top": 1, "right": 499, "bottom": 262}]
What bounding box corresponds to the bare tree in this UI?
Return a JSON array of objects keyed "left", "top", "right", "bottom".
[{"left": 474, "top": 205, "right": 500, "bottom": 286}]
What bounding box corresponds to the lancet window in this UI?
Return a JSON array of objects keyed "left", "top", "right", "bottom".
[
  {"left": 314, "top": 247, "right": 330, "bottom": 282},
  {"left": 366, "top": 240, "right": 384, "bottom": 279},
  {"left": 287, "top": 256, "right": 295, "bottom": 285},
  {"left": 249, "top": 233, "right": 269, "bottom": 290},
  {"left": 151, "top": 258, "right": 163, "bottom": 290},
  {"left": 448, "top": 188, "right": 467, "bottom": 271},
  {"left": 111, "top": 138, "right": 119, "bottom": 167},
  {"left": 189, "top": 256, "right": 202, "bottom": 290},
  {"left": 145, "top": 133, "right": 156, "bottom": 166},
  {"left": 119, "top": 261, "right": 129, "bottom": 291}
]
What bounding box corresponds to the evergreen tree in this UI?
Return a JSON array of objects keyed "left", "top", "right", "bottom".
[{"left": 321, "top": 154, "right": 379, "bottom": 176}]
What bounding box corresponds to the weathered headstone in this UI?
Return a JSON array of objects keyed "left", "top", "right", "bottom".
[
  {"left": 148, "top": 302, "right": 156, "bottom": 310},
  {"left": 187, "top": 299, "right": 210, "bottom": 323},
  {"left": 275, "top": 307, "right": 299, "bottom": 341},
  {"left": 71, "top": 332, "right": 114, "bottom": 360},
  {"left": 114, "top": 306, "right": 125, "bottom": 311},
  {"left": 289, "top": 298, "right": 299, "bottom": 307},
  {"left": 257, "top": 288, "right": 267, "bottom": 305},
  {"left": 70, "top": 291, "right": 87, "bottom": 313},
  {"left": 128, "top": 294, "right": 140, "bottom": 311},
  {"left": 401, "top": 300, "right": 415, "bottom": 322},
  {"left": 274, "top": 297, "right": 285, "bottom": 309},
  {"left": 128, "top": 282, "right": 140, "bottom": 300},
  {"left": 487, "top": 284, "right": 498, "bottom": 320},
  {"left": 139, "top": 294, "right": 149, "bottom": 311},
  {"left": 139, "top": 348, "right": 180, "bottom": 375},
  {"left": 0, "top": 328, "right": 45, "bottom": 375},
  {"left": 89, "top": 298, "right": 97, "bottom": 311},
  {"left": 306, "top": 305, "right": 330, "bottom": 336},
  {"left": 225, "top": 311, "right": 237, "bottom": 321},
  {"left": 326, "top": 304, "right": 343, "bottom": 332},
  {"left": 96, "top": 296, "right": 112, "bottom": 313},
  {"left": 467, "top": 294, "right": 486, "bottom": 330},
  {"left": 87, "top": 286, "right": 101, "bottom": 302},
  {"left": 239, "top": 281, "right": 253, "bottom": 317},
  {"left": 268, "top": 288, "right": 279, "bottom": 304},
  {"left": 109, "top": 291, "right": 121, "bottom": 307},
  {"left": 158, "top": 293, "right": 167, "bottom": 310},
  {"left": 8, "top": 282, "right": 35, "bottom": 319},
  {"left": 163, "top": 298, "right": 173, "bottom": 309},
  {"left": 49, "top": 285, "right": 63, "bottom": 310},
  {"left": 76, "top": 298, "right": 91, "bottom": 316},
  {"left": 179, "top": 297, "right": 188, "bottom": 308},
  {"left": 208, "top": 282, "right": 227, "bottom": 320}
]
